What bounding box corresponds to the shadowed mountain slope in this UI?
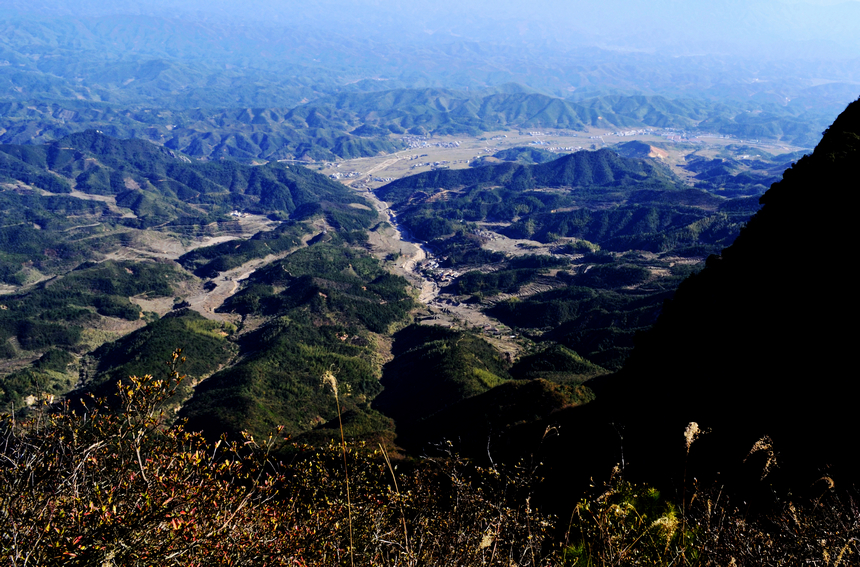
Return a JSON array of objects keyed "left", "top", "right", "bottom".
[
  {"left": 593, "top": 96, "right": 860, "bottom": 489},
  {"left": 454, "top": 97, "right": 860, "bottom": 516}
]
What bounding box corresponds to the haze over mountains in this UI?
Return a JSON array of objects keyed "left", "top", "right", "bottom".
[
  {"left": 1, "top": 0, "right": 858, "bottom": 106},
  {"left": 2, "top": 0, "right": 860, "bottom": 562},
  {"left": 0, "top": 0, "right": 856, "bottom": 182},
  {"left": 5, "top": 0, "right": 860, "bottom": 57}
]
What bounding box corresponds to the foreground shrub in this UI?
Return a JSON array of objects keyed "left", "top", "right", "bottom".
[
  {"left": 564, "top": 467, "right": 690, "bottom": 566},
  {"left": 0, "top": 351, "right": 322, "bottom": 566},
  {"left": 1, "top": 350, "right": 559, "bottom": 566},
  {"left": 6, "top": 352, "right": 857, "bottom": 566},
  {"left": 563, "top": 443, "right": 860, "bottom": 566}
]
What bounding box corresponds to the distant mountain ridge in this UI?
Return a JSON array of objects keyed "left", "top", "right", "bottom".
[{"left": 0, "top": 88, "right": 833, "bottom": 161}]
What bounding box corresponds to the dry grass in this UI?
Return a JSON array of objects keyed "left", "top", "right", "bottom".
[
  {"left": 3, "top": 356, "right": 858, "bottom": 565},
  {"left": 562, "top": 428, "right": 860, "bottom": 567}
]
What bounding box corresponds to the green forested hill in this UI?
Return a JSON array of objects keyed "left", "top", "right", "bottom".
[
  {"left": 0, "top": 260, "right": 187, "bottom": 409},
  {"left": 372, "top": 325, "right": 512, "bottom": 425},
  {"left": 488, "top": 146, "right": 562, "bottom": 165},
  {"left": 0, "top": 132, "right": 381, "bottom": 416},
  {"left": 8, "top": 129, "right": 371, "bottom": 223},
  {"left": 377, "top": 148, "right": 678, "bottom": 205},
  {"left": 79, "top": 310, "right": 237, "bottom": 403},
  {"left": 0, "top": 88, "right": 830, "bottom": 162},
  {"left": 0, "top": 131, "right": 374, "bottom": 283},
  {"left": 506, "top": 204, "right": 742, "bottom": 248},
  {"left": 1, "top": 130, "right": 368, "bottom": 208},
  {"left": 178, "top": 240, "right": 415, "bottom": 440},
  {"left": 177, "top": 221, "right": 312, "bottom": 278},
  {"left": 377, "top": 149, "right": 747, "bottom": 251}
]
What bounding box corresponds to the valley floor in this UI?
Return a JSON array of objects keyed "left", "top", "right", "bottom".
[{"left": 327, "top": 127, "right": 805, "bottom": 191}]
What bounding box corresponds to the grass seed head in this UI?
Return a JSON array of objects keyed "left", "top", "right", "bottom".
[
  {"left": 745, "top": 435, "right": 779, "bottom": 480},
  {"left": 321, "top": 370, "right": 339, "bottom": 399},
  {"left": 684, "top": 421, "right": 709, "bottom": 453}
]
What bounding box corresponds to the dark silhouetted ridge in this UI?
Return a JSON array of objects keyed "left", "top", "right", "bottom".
[{"left": 598, "top": 96, "right": 860, "bottom": 489}]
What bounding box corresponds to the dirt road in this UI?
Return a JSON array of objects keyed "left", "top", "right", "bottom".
[
  {"left": 182, "top": 253, "right": 285, "bottom": 322},
  {"left": 347, "top": 183, "right": 526, "bottom": 357}
]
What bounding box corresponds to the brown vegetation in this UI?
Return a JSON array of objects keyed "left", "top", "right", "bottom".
[{"left": 3, "top": 352, "right": 859, "bottom": 566}]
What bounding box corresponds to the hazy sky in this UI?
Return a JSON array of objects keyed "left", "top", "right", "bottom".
[
  {"left": 4, "top": 0, "right": 859, "bottom": 59},
  {"left": 2, "top": 0, "right": 858, "bottom": 63},
  {"left": 0, "top": 0, "right": 857, "bottom": 118}
]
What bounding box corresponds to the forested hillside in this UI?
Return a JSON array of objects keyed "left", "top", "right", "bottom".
[
  {"left": 0, "top": 89, "right": 834, "bottom": 161},
  {"left": 0, "top": 132, "right": 379, "bottom": 417},
  {"left": 0, "top": 130, "right": 372, "bottom": 280}
]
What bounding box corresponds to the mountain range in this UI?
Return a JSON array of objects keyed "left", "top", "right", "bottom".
[
  {"left": 1, "top": 83, "right": 858, "bottom": 509},
  {"left": 0, "top": 89, "right": 838, "bottom": 162}
]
